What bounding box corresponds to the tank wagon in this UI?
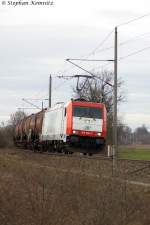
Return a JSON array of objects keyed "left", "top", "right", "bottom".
[{"left": 14, "top": 99, "right": 107, "bottom": 154}]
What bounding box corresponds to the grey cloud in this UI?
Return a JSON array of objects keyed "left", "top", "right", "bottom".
[
  {"left": 0, "top": 21, "right": 150, "bottom": 128},
  {"left": 95, "top": 9, "right": 139, "bottom": 21}
]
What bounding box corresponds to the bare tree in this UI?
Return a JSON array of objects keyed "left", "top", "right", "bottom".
[
  {"left": 117, "top": 123, "right": 132, "bottom": 145},
  {"left": 134, "top": 124, "right": 150, "bottom": 144},
  {"left": 9, "top": 111, "right": 27, "bottom": 127},
  {"left": 73, "top": 70, "right": 124, "bottom": 114},
  {"left": 0, "top": 111, "right": 27, "bottom": 147}
]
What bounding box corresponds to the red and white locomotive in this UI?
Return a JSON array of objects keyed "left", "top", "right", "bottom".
[{"left": 14, "top": 99, "right": 107, "bottom": 154}]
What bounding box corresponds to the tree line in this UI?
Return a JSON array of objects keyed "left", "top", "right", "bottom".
[
  {"left": 0, "top": 111, "right": 26, "bottom": 148},
  {"left": 1, "top": 112, "right": 150, "bottom": 148},
  {"left": 0, "top": 70, "right": 149, "bottom": 147}
]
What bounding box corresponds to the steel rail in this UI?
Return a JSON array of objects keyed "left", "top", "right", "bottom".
[{"left": 16, "top": 147, "right": 150, "bottom": 164}]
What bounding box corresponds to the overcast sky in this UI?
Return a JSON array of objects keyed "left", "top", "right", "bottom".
[{"left": 1, "top": 0, "right": 150, "bottom": 130}]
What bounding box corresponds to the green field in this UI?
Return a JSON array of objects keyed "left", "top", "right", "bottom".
[{"left": 119, "top": 146, "right": 150, "bottom": 160}]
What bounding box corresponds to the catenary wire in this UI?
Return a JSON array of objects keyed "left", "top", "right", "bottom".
[
  {"left": 91, "top": 31, "right": 150, "bottom": 70},
  {"left": 85, "top": 29, "right": 114, "bottom": 57},
  {"left": 117, "top": 12, "right": 150, "bottom": 27},
  {"left": 119, "top": 46, "right": 150, "bottom": 60},
  {"left": 49, "top": 29, "right": 115, "bottom": 92},
  {"left": 34, "top": 12, "right": 150, "bottom": 98},
  {"left": 93, "top": 45, "right": 150, "bottom": 71},
  {"left": 95, "top": 31, "right": 150, "bottom": 54},
  {"left": 84, "top": 13, "right": 150, "bottom": 57},
  {"left": 56, "top": 29, "right": 115, "bottom": 76}
]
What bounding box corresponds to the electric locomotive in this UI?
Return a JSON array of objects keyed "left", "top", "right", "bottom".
[{"left": 14, "top": 99, "right": 107, "bottom": 154}]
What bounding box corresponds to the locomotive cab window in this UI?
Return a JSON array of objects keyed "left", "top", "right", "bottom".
[
  {"left": 64, "top": 108, "right": 66, "bottom": 116},
  {"left": 73, "top": 106, "right": 102, "bottom": 119}
]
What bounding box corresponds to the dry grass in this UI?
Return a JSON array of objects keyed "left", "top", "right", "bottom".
[
  {"left": 0, "top": 148, "right": 150, "bottom": 225},
  {"left": 0, "top": 126, "right": 14, "bottom": 148}
]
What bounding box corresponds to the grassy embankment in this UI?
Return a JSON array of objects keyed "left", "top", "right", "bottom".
[
  {"left": 0, "top": 148, "right": 149, "bottom": 225},
  {"left": 119, "top": 145, "right": 150, "bottom": 160}
]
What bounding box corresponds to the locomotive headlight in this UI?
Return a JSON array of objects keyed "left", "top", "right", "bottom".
[
  {"left": 97, "top": 132, "right": 101, "bottom": 136},
  {"left": 73, "top": 130, "right": 77, "bottom": 134}
]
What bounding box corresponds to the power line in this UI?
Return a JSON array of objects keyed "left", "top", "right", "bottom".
[
  {"left": 56, "top": 29, "right": 114, "bottom": 76},
  {"left": 85, "top": 29, "right": 114, "bottom": 57},
  {"left": 119, "top": 32, "right": 150, "bottom": 46},
  {"left": 32, "top": 76, "right": 70, "bottom": 101},
  {"left": 117, "top": 12, "right": 150, "bottom": 27},
  {"left": 57, "top": 74, "right": 94, "bottom": 92},
  {"left": 119, "top": 46, "right": 150, "bottom": 60},
  {"left": 97, "top": 45, "right": 150, "bottom": 68},
  {"left": 22, "top": 98, "right": 41, "bottom": 110},
  {"left": 98, "top": 61, "right": 113, "bottom": 70},
  {"left": 59, "top": 12, "right": 150, "bottom": 92},
  {"left": 52, "top": 79, "right": 69, "bottom": 92},
  {"left": 31, "top": 13, "right": 150, "bottom": 100},
  {"left": 32, "top": 30, "right": 114, "bottom": 97},
  {"left": 22, "top": 98, "right": 48, "bottom": 101},
  {"left": 86, "top": 12, "right": 150, "bottom": 57},
  {"left": 92, "top": 32, "right": 150, "bottom": 70},
  {"left": 94, "top": 12, "right": 150, "bottom": 68},
  {"left": 55, "top": 58, "right": 113, "bottom": 91},
  {"left": 66, "top": 59, "right": 113, "bottom": 87},
  {"left": 96, "top": 46, "right": 114, "bottom": 53},
  {"left": 66, "top": 58, "right": 114, "bottom": 62},
  {"left": 57, "top": 75, "right": 93, "bottom": 79},
  {"left": 18, "top": 108, "right": 39, "bottom": 110},
  {"left": 95, "top": 31, "right": 150, "bottom": 55}
]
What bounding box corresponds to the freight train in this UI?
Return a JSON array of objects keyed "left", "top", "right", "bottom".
[{"left": 14, "top": 99, "right": 107, "bottom": 155}]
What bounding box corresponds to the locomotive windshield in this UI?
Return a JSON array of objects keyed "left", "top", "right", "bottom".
[{"left": 73, "top": 106, "right": 102, "bottom": 119}]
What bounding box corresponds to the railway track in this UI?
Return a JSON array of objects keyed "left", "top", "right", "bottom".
[
  {"left": 1, "top": 147, "right": 150, "bottom": 187},
  {"left": 18, "top": 147, "right": 150, "bottom": 181},
  {"left": 6, "top": 147, "right": 150, "bottom": 188},
  {"left": 17, "top": 146, "right": 150, "bottom": 164}
]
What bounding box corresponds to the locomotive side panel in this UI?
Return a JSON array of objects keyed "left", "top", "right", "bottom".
[
  {"left": 41, "top": 106, "right": 66, "bottom": 141},
  {"left": 101, "top": 105, "right": 107, "bottom": 138},
  {"left": 66, "top": 101, "right": 73, "bottom": 135}
]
